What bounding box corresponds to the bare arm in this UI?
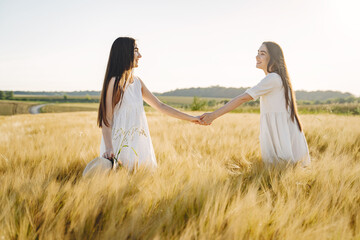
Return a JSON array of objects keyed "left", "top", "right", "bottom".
[
  {"left": 101, "top": 78, "right": 115, "bottom": 159},
  {"left": 200, "top": 93, "right": 253, "bottom": 124},
  {"left": 140, "top": 79, "right": 200, "bottom": 123}
]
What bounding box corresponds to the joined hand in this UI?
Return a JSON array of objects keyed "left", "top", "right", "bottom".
[
  {"left": 190, "top": 116, "right": 203, "bottom": 125},
  {"left": 189, "top": 113, "right": 213, "bottom": 125},
  {"left": 199, "top": 113, "right": 213, "bottom": 125}
]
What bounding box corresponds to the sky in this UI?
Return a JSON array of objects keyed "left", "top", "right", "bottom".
[{"left": 0, "top": 0, "right": 359, "bottom": 95}]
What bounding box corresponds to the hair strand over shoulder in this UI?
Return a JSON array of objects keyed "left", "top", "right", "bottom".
[{"left": 97, "top": 37, "right": 135, "bottom": 128}]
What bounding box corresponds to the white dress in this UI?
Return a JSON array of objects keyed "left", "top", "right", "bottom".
[
  {"left": 245, "top": 73, "right": 310, "bottom": 166},
  {"left": 100, "top": 76, "right": 157, "bottom": 171}
]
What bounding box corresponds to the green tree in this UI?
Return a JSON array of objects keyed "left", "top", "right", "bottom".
[
  {"left": 337, "top": 98, "right": 346, "bottom": 104},
  {"left": 5, "top": 91, "right": 13, "bottom": 99},
  {"left": 63, "top": 94, "right": 68, "bottom": 100},
  {"left": 345, "top": 97, "right": 356, "bottom": 103},
  {"left": 0, "top": 91, "right": 4, "bottom": 99},
  {"left": 207, "top": 99, "right": 217, "bottom": 107},
  {"left": 191, "top": 96, "right": 207, "bottom": 111}
]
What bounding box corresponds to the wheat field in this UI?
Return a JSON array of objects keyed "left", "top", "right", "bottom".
[{"left": 0, "top": 112, "right": 359, "bottom": 239}]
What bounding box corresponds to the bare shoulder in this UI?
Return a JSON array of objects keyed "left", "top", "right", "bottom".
[
  {"left": 108, "top": 77, "right": 116, "bottom": 88},
  {"left": 135, "top": 75, "right": 144, "bottom": 88},
  {"left": 105, "top": 77, "right": 116, "bottom": 104}
]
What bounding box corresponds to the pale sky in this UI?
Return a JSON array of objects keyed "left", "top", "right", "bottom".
[{"left": 0, "top": 0, "right": 359, "bottom": 95}]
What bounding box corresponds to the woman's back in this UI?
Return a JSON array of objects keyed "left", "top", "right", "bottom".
[{"left": 113, "top": 77, "right": 143, "bottom": 114}]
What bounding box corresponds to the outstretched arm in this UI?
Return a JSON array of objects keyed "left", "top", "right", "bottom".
[
  {"left": 140, "top": 79, "right": 201, "bottom": 123},
  {"left": 200, "top": 93, "right": 253, "bottom": 125}
]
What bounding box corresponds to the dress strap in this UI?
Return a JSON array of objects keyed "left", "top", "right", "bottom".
[{"left": 134, "top": 76, "right": 142, "bottom": 90}]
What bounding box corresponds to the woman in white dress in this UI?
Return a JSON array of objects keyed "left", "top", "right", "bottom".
[
  {"left": 200, "top": 42, "right": 310, "bottom": 166},
  {"left": 97, "top": 37, "right": 200, "bottom": 171}
]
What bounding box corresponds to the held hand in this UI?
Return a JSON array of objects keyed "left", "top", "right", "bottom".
[
  {"left": 102, "top": 147, "right": 115, "bottom": 160},
  {"left": 200, "top": 113, "right": 214, "bottom": 125},
  {"left": 189, "top": 115, "right": 203, "bottom": 125}
]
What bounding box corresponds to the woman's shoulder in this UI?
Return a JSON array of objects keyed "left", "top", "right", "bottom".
[
  {"left": 133, "top": 75, "right": 140, "bottom": 82},
  {"left": 267, "top": 72, "right": 282, "bottom": 80},
  {"left": 133, "top": 75, "right": 143, "bottom": 88},
  {"left": 264, "top": 72, "right": 282, "bottom": 85}
]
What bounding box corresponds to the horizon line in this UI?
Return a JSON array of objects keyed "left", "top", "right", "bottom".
[{"left": 0, "top": 87, "right": 358, "bottom": 96}]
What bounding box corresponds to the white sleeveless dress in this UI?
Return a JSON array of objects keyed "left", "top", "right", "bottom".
[
  {"left": 99, "top": 76, "right": 157, "bottom": 171},
  {"left": 245, "top": 72, "right": 310, "bottom": 166}
]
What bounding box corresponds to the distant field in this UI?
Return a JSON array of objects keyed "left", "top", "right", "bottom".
[
  {"left": 297, "top": 103, "right": 360, "bottom": 115},
  {"left": 41, "top": 103, "right": 99, "bottom": 113},
  {"left": 14, "top": 94, "right": 100, "bottom": 100},
  {"left": 12, "top": 94, "right": 99, "bottom": 104},
  {"left": 158, "top": 96, "right": 228, "bottom": 106},
  {"left": 2, "top": 96, "right": 359, "bottom": 116},
  {"left": 230, "top": 103, "right": 360, "bottom": 115},
  {"left": 0, "top": 100, "right": 40, "bottom": 115},
  {"left": 39, "top": 96, "right": 227, "bottom": 113},
  {"left": 13, "top": 94, "right": 225, "bottom": 105},
  {"left": 39, "top": 103, "right": 170, "bottom": 114}
]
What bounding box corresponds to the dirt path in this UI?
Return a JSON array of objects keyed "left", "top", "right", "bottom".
[{"left": 29, "top": 104, "right": 49, "bottom": 114}]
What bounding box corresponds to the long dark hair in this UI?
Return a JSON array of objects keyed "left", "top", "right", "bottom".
[
  {"left": 263, "top": 41, "right": 303, "bottom": 132},
  {"left": 97, "top": 37, "right": 135, "bottom": 128}
]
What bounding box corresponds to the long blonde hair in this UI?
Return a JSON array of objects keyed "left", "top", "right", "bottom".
[{"left": 263, "top": 41, "right": 302, "bottom": 131}]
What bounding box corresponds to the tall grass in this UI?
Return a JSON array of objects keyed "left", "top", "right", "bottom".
[{"left": 0, "top": 112, "right": 359, "bottom": 239}]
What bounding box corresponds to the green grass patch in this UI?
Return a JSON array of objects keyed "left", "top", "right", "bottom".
[{"left": 41, "top": 103, "right": 99, "bottom": 113}]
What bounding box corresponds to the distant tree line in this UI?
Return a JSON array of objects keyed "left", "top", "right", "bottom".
[
  {"left": 11, "top": 96, "right": 99, "bottom": 103},
  {"left": 0, "top": 91, "right": 14, "bottom": 100},
  {"left": 1, "top": 87, "right": 358, "bottom": 103},
  {"left": 295, "top": 90, "right": 353, "bottom": 101},
  {"left": 158, "top": 86, "right": 355, "bottom": 102},
  {"left": 156, "top": 86, "right": 249, "bottom": 99},
  {"left": 13, "top": 90, "right": 101, "bottom": 96}
]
